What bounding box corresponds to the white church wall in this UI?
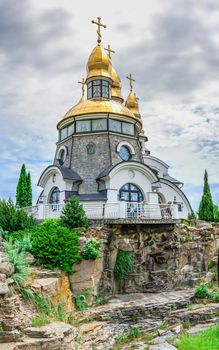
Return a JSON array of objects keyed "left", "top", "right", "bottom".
[
  {"left": 105, "top": 168, "right": 152, "bottom": 203},
  {"left": 143, "top": 155, "right": 169, "bottom": 177},
  {"left": 159, "top": 182, "right": 190, "bottom": 219}
]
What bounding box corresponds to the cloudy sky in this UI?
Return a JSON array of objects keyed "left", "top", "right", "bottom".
[{"left": 0, "top": 0, "right": 218, "bottom": 210}]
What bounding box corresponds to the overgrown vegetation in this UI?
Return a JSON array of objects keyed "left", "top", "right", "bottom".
[
  {"left": 31, "top": 219, "right": 82, "bottom": 272},
  {"left": 194, "top": 284, "right": 219, "bottom": 302},
  {"left": 114, "top": 250, "right": 134, "bottom": 281},
  {"left": 0, "top": 199, "right": 35, "bottom": 233},
  {"left": 31, "top": 314, "right": 50, "bottom": 327},
  {"left": 74, "top": 289, "right": 91, "bottom": 312},
  {"left": 174, "top": 324, "right": 219, "bottom": 350},
  {"left": 81, "top": 238, "right": 102, "bottom": 260},
  {"left": 60, "top": 196, "right": 88, "bottom": 229},
  {"left": 3, "top": 238, "right": 29, "bottom": 288}
]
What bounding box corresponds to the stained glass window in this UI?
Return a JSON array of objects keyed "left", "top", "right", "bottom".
[
  {"left": 76, "top": 120, "right": 91, "bottom": 133},
  {"left": 92, "top": 119, "right": 107, "bottom": 131}
]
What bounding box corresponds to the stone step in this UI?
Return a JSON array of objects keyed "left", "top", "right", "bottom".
[{"left": 82, "top": 289, "right": 195, "bottom": 322}]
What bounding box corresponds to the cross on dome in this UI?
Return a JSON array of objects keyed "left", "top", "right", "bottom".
[
  {"left": 78, "top": 78, "right": 85, "bottom": 97},
  {"left": 104, "top": 44, "right": 115, "bottom": 59},
  {"left": 91, "top": 16, "right": 107, "bottom": 44},
  {"left": 126, "top": 73, "right": 135, "bottom": 92}
]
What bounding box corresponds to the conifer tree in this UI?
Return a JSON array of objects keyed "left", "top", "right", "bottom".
[
  {"left": 16, "top": 164, "right": 27, "bottom": 208},
  {"left": 198, "top": 169, "right": 214, "bottom": 222},
  {"left": 26, "top": 172, "right": 32, "bottom": 206},
  {"left": 60, "top": 196, "right": 88, "bottom": 229}
]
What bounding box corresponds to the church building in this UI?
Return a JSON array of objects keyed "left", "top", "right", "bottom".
[{"left": 37, "top": 17, "right": 192, "bottom": 220}]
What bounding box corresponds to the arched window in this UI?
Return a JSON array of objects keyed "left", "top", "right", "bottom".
[
  {"left": 49, "top": 187, "right": 60, "bottom": 204},
  {"left": 119, "top": 183, "right": 143, "bottom": 202}
]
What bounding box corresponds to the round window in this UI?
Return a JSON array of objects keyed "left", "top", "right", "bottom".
[
  {"left": 59, "top": 149, "right": 66, "bottom": 165},
  {"left": 119, "top": 146, "right": 131, "bottom": 161}
]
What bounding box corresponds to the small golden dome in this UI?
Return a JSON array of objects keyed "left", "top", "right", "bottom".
[
  {"left": 125, "top": 92, "right": 141, "bottom": 118},
  {"left": 57, "top": 98, "right": 143, "bottom": 129},
  {"left": 110, "top": 67, "right": 124, "bottom": 103},
  {"left": 86, "top": 44, "right": 112, "bottom": 81}
]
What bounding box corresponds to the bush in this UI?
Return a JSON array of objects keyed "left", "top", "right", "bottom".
[
  {"left": 114, "top": 250, "right": 134, "bottom": 281},
  {"left": 3, "top": 238, "right": 29, "bottom": 288},
  {"left": 30, "top": 219, "right": 81, "bottom": 272},
  {"left": 81, "top": 238, "right": 102, "bottom": 260},
  {"left": 195, "top": 284, "right": 211, "bottom": 298},
  {"left": 60, "top": 196, "right": 88, "bottom": 229},
  {"left": 0, "top": 198, "right": 35, "bottom": 233},
  {"left": 32, "top": 314, "right": 50, "bottom": 327}
]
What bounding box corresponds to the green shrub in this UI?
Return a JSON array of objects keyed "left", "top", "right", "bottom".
[
  {"left": 74, "top": 289, "right": 91, "bottom": 311},
  {"left": 213, "top": 292, "right": 219, "bottom": 302},
  {"left": 81, "top": 238, "right": 102, "bottom": 260},
  {"left": 0, "top": 198, "right": 35, "bottom": 233},
  {"left": 31, "top": 314, "right": 50, "bottom": 327},
  {"left": 3, "top": 239, "right": 29, "bottom": 288},
  {"left": 31, "top": 219, "right": 81, "bottom": 272},
  {"left": 60, "top": 196, "right": 88, "bottom": 229},
  {"left": 114, "top": 250, "right": 134, "bottom": 281},
  {"left": 195, "top": 284, "right": 211, "bottom": 298},
  {"left": 21, "top": 288, "right": 53, "bottom": 315}
]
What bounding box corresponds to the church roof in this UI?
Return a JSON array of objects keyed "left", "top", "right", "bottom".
[
  {"left": 59, "top": 166, "right": 82, "bottom": 181},
  {"left": 57, "top": 98, "right": 142, "bottom": 128},
  {"left": 162, "top": 174, "right": 183, "bottom": 185}
]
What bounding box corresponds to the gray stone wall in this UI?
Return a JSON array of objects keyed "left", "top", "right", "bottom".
[{"left": 54, "top": 132, "right": 143, "bottom": 194}]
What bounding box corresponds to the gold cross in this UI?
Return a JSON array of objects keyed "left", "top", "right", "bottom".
[
  {"left": 104, "top": 44, "right": 115, "bottom": 59},
  {"left": 78, "top": 78, "right": 85, "bottom": 97},
  {"left": 126, "top": 73, "right": 135, "bottom": 92},
  {"left": 91, "top": 16, "right": 107, "bottom": 44}
]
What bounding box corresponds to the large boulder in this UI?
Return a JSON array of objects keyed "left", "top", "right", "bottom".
[
  {"left": 0, "top": 262, "right": 14, "bottom": 276},
  {"left": 0, "top": 281, "right": 9, "bottom": 295}
]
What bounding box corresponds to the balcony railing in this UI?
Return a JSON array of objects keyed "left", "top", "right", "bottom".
[{"left": 24, "top": 202, "right": 176, "bottom": 221}]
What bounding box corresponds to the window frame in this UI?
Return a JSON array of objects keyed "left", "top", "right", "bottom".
[
  {"left": 87, "top": 79, "right": 110, "bottom": 99},
  {"left": 119, "top": 183, "right": 144, "bottom": 202}
]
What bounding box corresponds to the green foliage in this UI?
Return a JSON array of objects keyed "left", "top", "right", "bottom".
[
  {"left": 74, "top": 289, "right": 91, "bottom": 311},
  {"left": 60, "top": 196, "right": 88, "bottom": 229},
  {"left": 16, "top": 164, "right": 27, "bottom": 208},
  {"left": 3, "top": 238, "right": 29, "bottom": 288},
  {"left": 14, "top": 233, "right": 32, "bottom": 253},
  {"left": 0, "top": 198, "right": 35, "bottom": 233},
  {"left": 81, "top": 238, "right": 102, "bottom": 260},
  {"left": 188, "top": 211, "right": 197, "bottom": 220},
  {"left": 114, "top": 250, "right": 134, "bottom": 281},
  {"left": 198, "top": 170, "right": 214, "bottom": 222},
  {"left": 26, "top": 172, "right": 32, "bottom": 206},
  {"left": 53, "top": 303, "right": 67, "bottom": 321},
  {"left": 21, "top": 287, "right": 52, "bottom": 315},
  {"left": 16, "top": 164, "right": 32, "bottom": 208},
  {"left": 94, "top": 294, "right": 110, "bottom": 306},
  {"left": 213, "top": 205, "right": 219, "bottom": 222},
  {"left": 195, "top": 284, "right": 211, "bottom": 298},
  {"left": 30, "top": 219, "right": 81, "bottom": 272},
  {"left": 31, "top": 314, "right": 50, "bottom": 327},
  {"left": 213, "top": 291, "right": 219, "bottom": 302},
  {"left": 175, "top": 324, "right": 219, "bottom": 350}
]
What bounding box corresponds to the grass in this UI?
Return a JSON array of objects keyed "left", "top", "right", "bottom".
[
  {"left": 174, "top": 324, "right": 219, "bottom": 350},
  {"left": 31, "top": 314, "right": 51, "bottom": 327}
]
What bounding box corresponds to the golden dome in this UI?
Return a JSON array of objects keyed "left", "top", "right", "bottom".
[
  {"left": 86, "top": 44, "right": 112, "bottom": 81},
  {"left": 110, "top": 66, "right": 124, "bottom": 103},
  {"left": 57, "top": 98, "right": 143, "bottom": 129},
  {"left": 125, "top": 92, "right": 141, "bottom": 118}
]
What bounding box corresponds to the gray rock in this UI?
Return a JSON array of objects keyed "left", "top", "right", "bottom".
[
  {"left": 0, "top": 330, "right": 21, "bottom": 343},
  {"left": 0, "top": 282, "right": 9, "bottom": 295},
  {"left": 24, "top": 252, "right": 35, "bottom": 265},
  {"left": 0, "top": 273, "right": 6, "bottom": 283},
  {"left": 149, "top": 342, "right": 177, "bottom": 350},
  {"left": 0, "top": 262, "right": 15, "bottom": 276}
]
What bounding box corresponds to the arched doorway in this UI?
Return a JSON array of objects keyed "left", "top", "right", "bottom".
[
  {"left": 119, "top": 183, "right": 144, "bottom": 202},
  {"left": 49, "top": 187, "right": 60, "bottom": 205}
]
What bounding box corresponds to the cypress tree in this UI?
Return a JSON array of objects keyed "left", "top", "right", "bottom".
[
  {"left": 26, "top": 172, "right": 32, "bottom": 206},
  {"left": 16, "top": 164, "right": 27, "bottom": 208},
  {"left": 198, "top": 170, "right": 214, "bottom": 222}
]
